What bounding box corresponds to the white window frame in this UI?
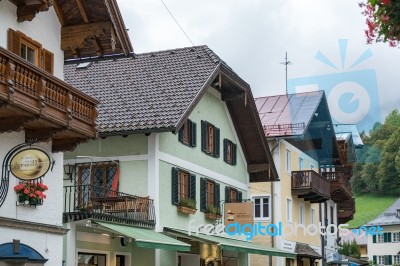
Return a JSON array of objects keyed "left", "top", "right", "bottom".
[
  {"left": 299, "top": 203, "right": 305, "bottom": 225},
  {"left": 286, "top": 198, "right": 292, "bottom": 223},
  {"left": 393, "top": 255, "right": 400, "bottom": 264},
  {"left": 377, "top": 234, "right": 384, "bottom": 243},
  {"left": 286, "top": 149, "right": 291, "bottom": 174},
  {"left": 393, "top": 232, "right": 400, "bottom": 242},
  {"left": 377, "top": 255, "right": 385, "bottom": 265},
  {"left": 252, "top": 195, "right": 271, "bottom": 220},
  {"left": 311, "top": 208, "right": 316, "bottom": 225},
  {"left": 299, "top": 157, "right": 304, "bottom": 170}
]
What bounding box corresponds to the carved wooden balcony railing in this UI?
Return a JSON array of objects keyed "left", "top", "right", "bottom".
[
  {"left": 322, "top": 171, "right": 352, "bottom": 203},
  {"left": 291, "top": 170, "right": 330, "bottom": 203},
  {"left": 0, "top": 47, "right": 98, "bottom": 152},
  {"left": 338, "top": 197, "right": 356, "bottom": 224},
  {"left": 63, "top": 185, "right": 155, "bottom": 228}
]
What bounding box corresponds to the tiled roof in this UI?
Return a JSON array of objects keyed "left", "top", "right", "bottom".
[
  {"left": 333, "top": 124, "right": 364, "bottom": 147},
  {"left": 64, "top": 45, "right": 237, "bottom": 134},
  {"left": 295, "top": 242, "right": 322, "bottom": 259},
  {"left": 365, "top": 198, "right": 400, "bottom": 226},
  {"left": 255, "top": 91, "right": 324, "bottom": 137}
]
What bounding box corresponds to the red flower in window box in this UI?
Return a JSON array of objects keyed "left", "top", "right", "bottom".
[{"left": 14, "top": 181, "right": 48, "bottom": 205}]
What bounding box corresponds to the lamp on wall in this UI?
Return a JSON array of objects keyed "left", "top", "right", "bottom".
[{"left": 63, "top": 164, "right": 75, "bottom": 181}]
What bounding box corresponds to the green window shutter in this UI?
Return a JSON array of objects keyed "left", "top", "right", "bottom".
[
  {"left": 373, "top": 255, "right": 376, "bottom": 264},
  {"left": 178, "top": 127, "right": 184, "bottom": 143},
  {"left": 388, "top": 232, "right": 391, "bottom": 242},
  {"left": 384, "top": 232, "right": 388, "bottom": 243},
  {"left": 223, "top": 139, "right": 228, "bottom": 163},
  {"left": 190, "top": 121, "right": 197, "bottom": 147},
  {"left": 384, "top": 255, "right": 389, "bottom": 265},
  {"left": 214, "top": 183, "right": 220, "bottom": 210},
  {"left": 190, "top": 174, "right": 196, "bottom": 202},
  {"left": 200, "top": 178, "right": 207, "bottom": 212},
  {"left": 171, "top": 168, "right": 179, "bottom": 205},
  {"left": 237, "top": 191, "right": 242, "bottom": 202},
  {"left": 232, "top": 143, "right": 237, "bottom": 165},
  {"left": 225, "top": 186, "right": 230, "bottom": 203},
  {"left": 388, "top": 255, "right": 392, "bottom": 265},
  {"left": 373, "top": 234, "right": 376, "bottom": 243},
  {"left": 214, "top": 127, "right": 220, "bottom": 158},
  {"left": 201, "top": 120, "right": 207, "bottom": 152}
]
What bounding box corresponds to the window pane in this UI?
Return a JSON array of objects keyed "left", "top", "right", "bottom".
[
  {"left": 254, "top": 198, "right": 260, "bottom": 204},
  {"left": 255, "top": 204, "right": 260, "bottom": 218},
  {"left": 27, "top": 47, "right": 35, "bottom": 63}
]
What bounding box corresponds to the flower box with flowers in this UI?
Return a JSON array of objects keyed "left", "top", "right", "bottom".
[{"left": 14, "top": 182, "right": 48, "bottom": 206}]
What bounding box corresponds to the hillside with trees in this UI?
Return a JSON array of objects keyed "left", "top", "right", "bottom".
[{"left": 351, "top": 109, "right": 400, "bottom": 196}]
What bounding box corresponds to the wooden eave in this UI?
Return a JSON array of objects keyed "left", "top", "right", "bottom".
[
  {"left": 53, "top": 0, "right": 133, "bottom": 60},
  {"left": 7, "top": 0, "right": 53, "bottom": 22}
]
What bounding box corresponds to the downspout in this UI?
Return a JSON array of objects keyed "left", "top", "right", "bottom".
[{"left": 269, "top": 139, "right": 279, "bottom": 266}]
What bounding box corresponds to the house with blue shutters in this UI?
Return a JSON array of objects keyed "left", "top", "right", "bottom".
[
  {"left": 365, "top": 198, "right": 400, "bottom": 266},
  {"left": 62, "top": 46, "right": 295, "bottom": 266}
]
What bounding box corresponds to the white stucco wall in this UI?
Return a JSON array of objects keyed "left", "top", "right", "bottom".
[
  {"left": 367, "top": 224, "right": 400, "bottom": 259},
  {"left": 0, "top": 1, "right": 63, "bottom": 79}
]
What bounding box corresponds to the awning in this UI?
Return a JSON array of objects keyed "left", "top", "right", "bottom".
[
  {"left": 96, "top": 222, "right": 190, "bottom": 252},
  {"left": 165, "top": 228, "right": 296, "bottom": 259},
  {"left": 295, "top": 242, "right": 322, "bottom": 259},
  {"left": 0, "top": 242, "right": 48, "bottom": 262}
]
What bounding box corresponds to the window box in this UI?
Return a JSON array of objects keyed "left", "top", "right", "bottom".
[
  {"left": 177, "top": 197, "right": 197, "bottom": 215},
  {"left": 177, "top": 205, "right": 197, "bottom": 215},
  {"left": 204, "top": 212, "right": 221, "bottom": 220}
]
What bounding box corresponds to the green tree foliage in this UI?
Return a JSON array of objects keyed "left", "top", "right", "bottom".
[
  {"left": 351, "top": 109, "right": 400, "bottom": 196},
  {"left": 339, "top": 240, "right": 361, "bottom": 258}
]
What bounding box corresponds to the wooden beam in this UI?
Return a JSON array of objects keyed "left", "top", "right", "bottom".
[
  {"left": 91, "top": 36, "right": 103, "bottom": 57},
  {"left": 16, "top": 1, "right": 51, "bottom": 22},
  {"left": 25, "top": 128, "right": 66, "bottom": 143},
  {"left": 0, "top": 116, "right": 34, "bottom": 133},
  {"left": 52, "top": 1, "right": 65, "bottom": 26},
  {"left": 248, "top": 163, "right": 269, "bottom": 173},
  {"left": 76, "top": 0, "right": 89, "bottom": 23},
  {"left": 61, "top": 22, "right": 111, "bottom": 51}
]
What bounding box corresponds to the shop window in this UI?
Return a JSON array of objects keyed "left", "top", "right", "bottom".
[
  {"left": 8, "top": 28, "right": 54, "bottom": 74},
  {"left": 178, "top": 119, "right": 196, "bottom": 147},
  {"left": 78, "top": 252, "right": 106, "bottom": 266},
  {"left": 201, "top": 121, "right": 220, "bottom": 157},
  {"left": 225, "top": 186, "right": 242, "bottom": 203},
  {"left": 171, "top": 167, "right": 196, "bottom": 205},
  {"left": 200, "top": 178, "right": 220, "bottom": 212},
  {"left": 223, "top": 139, "right": 237, "bottom": 165}
]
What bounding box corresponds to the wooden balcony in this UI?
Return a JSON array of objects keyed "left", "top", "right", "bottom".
[
  {"left": 0, "top": 47, "right": 98, "bottom": 152},
  {"left": 291, "top": 170, "right": 330, "bottom": 203},
  {"left": 338, "top": 197, "right": 355, "bottom": 224},
  {"left": 63, "top": 185, "right": 155, "bottom": 228},
  {"left": 322, "top": 171, "right": 352, "bottom": 203}
]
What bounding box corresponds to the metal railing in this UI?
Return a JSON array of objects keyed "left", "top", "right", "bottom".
[{"left": 63, "top": 185, "right": 155, "bottom": 227}]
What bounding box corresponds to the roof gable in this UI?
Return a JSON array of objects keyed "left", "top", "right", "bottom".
[
  {"left": 366, "top": 198, "right": 400, "bottom": 226},
  {"left": 64, "top": 45, "right": 278, "bottom": 181}
]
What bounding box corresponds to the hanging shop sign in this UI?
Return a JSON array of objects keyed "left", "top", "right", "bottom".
[
  {"left": 224, "top": 202, "right": 254, "bottom": 228},
  {"left": 10, "top": 148, "right": 51, "bottom": 180}
]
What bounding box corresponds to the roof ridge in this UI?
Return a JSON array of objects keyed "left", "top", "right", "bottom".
[
  {"left": 255, "top": 90, "right": 324, "bottom": 100},
  {"left": 134, "top": 45, "right": 207, "bottom": 56}
]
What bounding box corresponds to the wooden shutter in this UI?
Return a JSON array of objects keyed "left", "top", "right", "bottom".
[
  {"left": 190, "top": 121, "right": 197, "bottom": 147},
  {"left": 201, "top": 120, "right": 207, "bottom": 152},
  {"left": 171, "top": 168, "right": 179, "bottom": 205},
  {"left": 214, "top": 183, "right": 220, "bottom": 209},
  {"left": 8, "top": 29, "right": 21, "bottom": 56},
  {"left": 225, "top": 186, "right": 230, "bottom": 203},
  {"left": 190, "top": 174, "right": 196, "bottom": 202},
  {"left": 237, "top": 191, "right": 242, "bottom": 202},
  {"left": 178, "top": 126, "right": 184, "bottom": 143},
  {"left": 41, "top": 48, "right": 54, "bottom": 74},
  {"left": 223, "top": 139, "right": 228, "bottom": 162},
  {"left": 373, "top": 235, "right": 376, "bottom": 243},
  {"left": 232, "top": 143, "right": 237, "bottom": 165},
  {"left": 200, "top": 178, "right": 206, "bottom": 212},
  {"left": 214, "top": 127, "right": 220, "bottom": 158}
]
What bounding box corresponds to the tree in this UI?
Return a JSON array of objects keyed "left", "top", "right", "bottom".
[
  {"left": 360, "top": 0, "right": 400, "bottom": 47},
  {"left": 339, "top": 240, "right": 361, "bottom": 258}
]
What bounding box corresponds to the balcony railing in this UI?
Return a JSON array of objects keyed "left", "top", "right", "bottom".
[
  {"left": 338, "top": 198, "right": 356, "bottom": 224},
  {"left": 291, "top": 170, "right": 330, "bottom": 203},
  {"left": 322, "top": 171, "right": 352, "bottom": 203},
  {"left": 0, "top": 47, "right": 97, "bottom": 151},
  {"left": 63, "top": 185, "right": 155, "bottom": 228}
]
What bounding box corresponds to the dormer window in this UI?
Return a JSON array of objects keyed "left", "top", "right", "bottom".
[{"left": 397, "top": 209, "right": 400, "bottom": 218}]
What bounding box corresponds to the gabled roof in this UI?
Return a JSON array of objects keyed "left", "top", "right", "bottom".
[
  {"left": 64, "top": 45, "right": 278, "bottom": 181},
  {"left": 54, "top": 0, "right": 133, "bottom": 59},
  {"left": 334, "top": 124, "right": 364, "bottom": 147},
  {"left": 295, "top": 242, "right": 322, "bottom": 259},
  {"left": 255, "top": 91, "right": 340, "bottom": 165},
  {"left": 365, "top": 198, "right": 400, "bottom": 226}
]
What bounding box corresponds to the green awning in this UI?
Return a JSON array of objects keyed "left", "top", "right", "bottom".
[
  {"left": 166, "top": 228, "right": 296, "bottom": 259},
  {"left": 96, "top": 222, "right": 191, "bottom": 252}
]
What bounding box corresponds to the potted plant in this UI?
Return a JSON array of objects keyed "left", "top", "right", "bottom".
[
  {"left": 177, "top": 197, "right": 197, "bottom": 215},
  {"left": 14, "top": 181, "right": 48, "bottom": 206},
  {"left": 204, "top": 205, "right": 221, "bottom": 220}
]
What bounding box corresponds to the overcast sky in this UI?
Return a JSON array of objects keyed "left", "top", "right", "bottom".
[{"left": 117, "top": 0, "right": 400, "bottom": 131}]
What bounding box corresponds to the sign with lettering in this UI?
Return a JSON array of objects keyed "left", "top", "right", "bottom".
[
  {"left": 224, "top": 202, "right": 254, "bottom": 228},
  {"left": 10, "top": 149, "right": 51, "bottom": 180}
]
